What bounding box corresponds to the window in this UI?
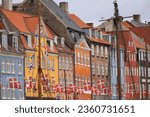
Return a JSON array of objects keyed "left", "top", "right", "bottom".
[
  {"left": 1, "top": 59, "right": 5, "bottom": 73},
  {"left": 105, "top": 66, "right": 108, "bottom": 76},
  {"left": 141, "top": 51, "right": 144, "bottom": 60},
  {"left": 92, "top": 62, "right": 95, "bottom": 74},
  {"left": 41, "top": 55, "right": 45, "bottom": 68},
  {"left": 12, "top": 89, "right": 16, "bottom": 100},
  {"left": 101, "top": 46, "right": 104, "bottom": 57},
  {"left": 148, "top": 68, "right": 150, "bottom": 77},
  {"left": 2, "top": 33, "right": 8, "bottom": 49},
  {"left": 87, "top": 56, "right": 90, "bottom": 66},
  {"left": 62, "top": 57, "right": 65, "bottom": 69},
  {"left": 70, "top": 57, "right": 72, "bottom": 70},
  {"left": 26, "top": 56, "right": 30, "bottom": 67},
  {"left": 59, "top": 56, "right": 62, "bottom": 69},
  {"left": 51, "top": 59, "right": 55, "bottom": 71},
  {"left": 31, "top": 55, "right": 35, "bottom": 67},
  {"left": 48, "top": 58, "right": 51, "bottom": 69},
  {"left": 105, "top": 47, "right": 108, "bottom": 58},
  {"left": 139, "top": 51, "right": 141, "bottom": 60},
  {"left": 18, "top": 60, "right": 22, "bottom": 75},
  {"left": 96, "top": 45, "right": 99, "bottom": 56},
  {"left": 11, "top": 60, "right": 15, "bottom": 74},
  {"left": 101, "top": 64, "right": 104, "bottom": 76},
  {"left": 6, "top": 60, "right": 11, "bottom": 73},
  {"left": 7, "top": 88, "right": 11, "bottom": 99},
  {"left": 84, "top": 54, "right": 86, "bottom": 66},
  {"left": 27, "top": 35, "right": 32, "bottom": 48},
  {"left": 91, "top": 44, "right": 94, "bottom": 56},
  {"left": 75, "top": 52, "right": 77, "bottom": 63},
  {"left": 19, "top": 89, "right": 23, "bottom": 100},
  {"left": 66, "top": 57, "right": 69, "bottom": 70},
  {"left": 97, "top": 64, "right": 100, "bottom": 75},
  {"left": 12, "top": 36, "right": 18, "bottom": 50},
  {"left": 81, "top": 53, "right": 83, "bottom": 65},
  {"left": 2, "top": 86, "right": 6, "bottom": 99},
  {"left": 77, "top": 52, "right": 80, "bottom": 64}
]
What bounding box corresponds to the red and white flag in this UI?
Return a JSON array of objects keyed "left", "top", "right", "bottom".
[
  {"left": 84, "top": 81, "right": 91, "bottom": 91},
  {"left": 97, "top": 79, "right": 105, "bottom": 89},
  {"left": 56, "top": 84, "right": 63, "bottom": 93},
  {"left": 69, "top": 84, "right": 77, "bottom": 93},
  {"left": 17, "top": 82, "right": 22, "bottom": 89},
  {"left": 77, "top": 88, "right": 84, "bottom": 95},
  {"left": 91, "top": 86, "right": 97, "bottom": 95},
  {"left": 9, "top": 78, "right": 17, "bottom": 89}
]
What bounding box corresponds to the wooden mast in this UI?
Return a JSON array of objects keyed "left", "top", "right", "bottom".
[
  {"left": 113, "top": 0, "right": 122, "bottom": 100},
  {"left": 38, "top": 0, "right": 42, "bottom": 100},
  {"left": 145, "top": 44, "right": 149, "bottom": 99}
]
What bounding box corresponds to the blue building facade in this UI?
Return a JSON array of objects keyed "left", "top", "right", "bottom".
[
  {"left": 0, "top": 20, "right": 25, "bottom": 100},
  {"left": 110, "top": 47, "right": 125, "bottom": 100}
]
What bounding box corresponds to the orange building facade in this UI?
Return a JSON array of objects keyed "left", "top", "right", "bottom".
[{"left": 75, "top": 38, "right": 91, "bottom": 100}]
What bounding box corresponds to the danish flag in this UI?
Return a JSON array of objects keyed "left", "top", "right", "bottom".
[
  {"left": 77, "top": 88, "right": 84, "bottom": 95},
  {"left": 69, "top": 84, "right": 77, "bottom": 93},
  {"left": 26, "top": 76, "right": 32, "bottom": 89},
  {"left": 9, "top": 78, "right": 17, "bottom": 89},
  {"left": 84, "top": 81, "right": 91, "bottom": 91},
  {"left": 97, "top": 79, "right": 105, "bottom": 89},
  {"left": 17, "top": 82, "right": 22, "bottom": 89},
  {"left": 56, "top": 84, "right": 63, "bottom": 93},
  {"left": 96, "top": 90, "right": 101, "bottom": 96},
  {"left": 91, "top": 86, "right": 97, "bottom": 95}
]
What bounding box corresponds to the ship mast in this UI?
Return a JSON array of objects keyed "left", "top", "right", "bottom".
[
  {"left": 38, "top": 1, "right": 42, "bottom": 100},
  {"left": 113, "top": 0, "right": 122, "bottom": 100}
]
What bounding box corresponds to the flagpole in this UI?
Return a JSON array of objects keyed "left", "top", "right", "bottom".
[{"left": 38, "top": 1, "right": 42, "bottom": 100}]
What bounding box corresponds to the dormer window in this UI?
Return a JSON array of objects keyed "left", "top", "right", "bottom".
[
  {"left": 12, "top": 36, "right": 18, "bottom": 51},
  {"left": 50, "top": 40, "right": 54, "bottom": 51},
  {"left": 61, "top": 37, "right": 65, "bottom": 47},
  {"left": 25, "top": 34, "right": 32, "bottom": 48},
  {"left": 2, "top": 32, "right": 8, "bottom": 49}
]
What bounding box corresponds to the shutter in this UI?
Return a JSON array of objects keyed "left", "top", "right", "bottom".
[{"left": 0, "top": 33, "right": 2, "bottom": 45}]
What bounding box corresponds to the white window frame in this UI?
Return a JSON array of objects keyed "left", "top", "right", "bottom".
[
  {"left": 92, "top": 62, "right": 95, "bottom": 75},
  {"left": 69, "top": 57, "right": 72, "bottom": 70},
  {"left": 1, "top": 59, "right": 5, "bottom": 73},
  {"left": 91, "top": 44, "right": 95, "bottom": 56},
  {"left": 12, "top": 36, "right": 18, "bottom": 50},
  {"left": 105, "top": 47, "right": 108, "bottom": 58},
  {"left": 96, "top": 45, "right": 99, "bottom": 56},
  {"left": 18, "top": 59, "right": 22, "bottom": 75},
  {"left": 101, "top": 46, "right": 104, "bottom": 57},
  {"left": 11, "top": 60, "right": 15, "bottom": 74},
  {"left": 66, "top": 57, "right": 69, "bottom": 70},
  {"left": 2, "top": 33, "right": 8, "bottom": 49},
  {"left": 6, "top": 60, "right": 11, "bottom": 74}
]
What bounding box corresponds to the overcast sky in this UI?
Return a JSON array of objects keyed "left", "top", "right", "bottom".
[{"left": 1, "top": 0, "right": 150, "bottom": 26}]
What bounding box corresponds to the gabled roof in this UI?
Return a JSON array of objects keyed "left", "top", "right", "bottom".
[
  {"left": 40, "top": 0, "right": 83, "bottom": 32},
  {"left": 130, "top": 26, "right": 150, "bottom": 45},
  {"left": 69, "top": 14, "right": 90, "bottom": 29}
]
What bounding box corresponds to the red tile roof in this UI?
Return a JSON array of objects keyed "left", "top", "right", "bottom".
[
  {"left": 131, "top": 26, "right": 150, "bottom": 45},
  {"left": 69, "top": 14, "right": 91, "bottom": 29},
  {"left": 122, "top": 21, "right": 134, "bottom": 29},
  {"left": 1, "top": 9, "right": 31, "bottom": 33},
  {"left": 89, "top": 37, "right": 110, "bottom": 45},
  {"left": 118, "top": 30, "right": 136, "bottom": 52}
]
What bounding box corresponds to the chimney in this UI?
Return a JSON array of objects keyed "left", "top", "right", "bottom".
[
  {"left": 87, "top": 23, "right": 94, "bottom": 27},
  {"left": 2, "top": 0, "right": 12, "bottom": 10},
  {"left": 133, "top": 14, "right": 141, "bottom": 23},
  {"left": 54, "top": 36, "right": 58, "bottom": 44},
  {"left": 59, "top": 2, "right": 69, "bottom": 14}
]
